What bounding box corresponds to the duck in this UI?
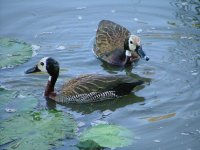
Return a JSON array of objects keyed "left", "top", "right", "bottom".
[
  {"left": 93, "top": 20, "right": 149, "bottom": 66},
  {"left": 25, "top": 57, "right": 145, "bottom": 103}
]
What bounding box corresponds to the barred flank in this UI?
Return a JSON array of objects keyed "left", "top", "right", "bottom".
[{"left": 55, "top": 91, "right": 119, "bottom": 103}]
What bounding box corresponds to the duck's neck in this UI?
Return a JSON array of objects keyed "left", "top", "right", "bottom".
[
  {"left": 123, "top": 55, "right": 129, "bottom": 66},
  {"left": 45, "top": 75, "right": 58, "bottom": 97},
  {"left": 124, "top": 37, "right": 129, "bottom": 51},
  {"left": 123, "top": 37, "right": 131, "bottom": 65}
]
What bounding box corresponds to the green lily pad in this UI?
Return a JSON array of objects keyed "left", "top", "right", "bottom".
[
  {"left": 0, "top": 87, "right": 37, "bottom": 116},
  {"left": 79, "top": 124, "right": 133, "bottom": 149},
  {"left": 0, "top": 37, "right": 33, "bottom": 69},
  {"left": 0, "top": 109, "right": 77, "bottom": 150},
  {"left": 0, "top": 87, "right": 15, "bottom": 108},
  {"left": 0, "top": 88, "right": 77, "bottom": 150}
]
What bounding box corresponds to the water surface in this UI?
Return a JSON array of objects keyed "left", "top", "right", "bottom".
[{"left": 0, "top": 0, "right": 200, "bottom": 149}]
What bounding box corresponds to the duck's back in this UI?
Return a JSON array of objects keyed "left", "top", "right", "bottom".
[
  {"left": 56, "top": 74, "right": 143, "bottom": 103},
  {"left": 93, "top": 20, "right": 131, "bottom": 65}
]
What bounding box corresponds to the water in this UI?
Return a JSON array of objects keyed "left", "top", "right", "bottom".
[{"left": 0, "top": 0, "right": 200, "bottom": 149}]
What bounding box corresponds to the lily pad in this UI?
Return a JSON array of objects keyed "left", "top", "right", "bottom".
[
  {"left": 0, "top": 87, "right": 15, "bottom": 108},
  {"left": 0, "top": 109, "right": 77, "bottom": 150},
  {"left": 79, "top": 124, "right": 133, "bottom": 149},
  {"left": 0, "top": 37, "right": 33, "bottom": 69},
  {"left": 0, "top": 87, "right": 36, "bottom": 116},
  {"left": 0, "top": 88, "right": 77, "bottom": 150}
]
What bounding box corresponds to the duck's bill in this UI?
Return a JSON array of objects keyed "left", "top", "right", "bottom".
[
  {"left": 25, "top": 65, "right": 41, "bottom": 74},
  {"left": 136, "top": 46, "right": 150, "bottom": 61}
]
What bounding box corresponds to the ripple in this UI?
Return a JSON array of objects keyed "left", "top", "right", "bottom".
[{"left": 0, "top": 0, "right": 199, "bottom": 149}]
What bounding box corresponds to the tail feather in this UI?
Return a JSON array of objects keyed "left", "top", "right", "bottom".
[{"left": 112, "top": 80, "right": 144, "bottom": 96}]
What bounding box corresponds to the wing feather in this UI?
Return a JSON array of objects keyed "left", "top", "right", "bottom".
[{"left": 60, "top": 74, "right": 137, "bottom": 96}]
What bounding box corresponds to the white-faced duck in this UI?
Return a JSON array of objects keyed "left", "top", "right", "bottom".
[
  {"left": 25, "top": 57, "right": 145, "bottom": 103},
  {"left": 93, "top": 20, "right": 149, "bottom": 66}
]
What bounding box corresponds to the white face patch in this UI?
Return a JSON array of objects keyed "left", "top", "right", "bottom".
[
  {"left": 125, "top": 50, "right": 132, "bottom": 57},
  {"left": 128, "top": 35, "right": 141, "bottom": 51},
  {"left": 37, "top": 57, "right": 49, "bottom": 72}
]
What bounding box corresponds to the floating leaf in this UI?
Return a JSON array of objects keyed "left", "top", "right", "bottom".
[
  {"left": 0, "top": 37, "right": 33, "bottom": 69},
  {"left": 0, "top": 109, "right": 77, "bottom": 150},
  {"left": 0, "top": 88, "right": 77, "bottom": 150},
  {"left": 79, "top": 124, "right": 133, "bottom": 149},
  {"left": 0, "top": 87, "right": 15, "bottom": 108},
  {"left": 0, "top": 87, "right": 37, "bottom": 116}
]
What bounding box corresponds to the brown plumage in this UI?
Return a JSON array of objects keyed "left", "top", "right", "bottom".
[
  {"left": 93, "top": 20, "right": 149, "bottom": 66},
  {"left": 25, "top": 57, "right": 145, "bottom": 103},
  {"left": 94, "top": 20, "right": 130, "bottom": 56},
  {"left": 60, "top": 74, "right": 140, "bottom": 96}
]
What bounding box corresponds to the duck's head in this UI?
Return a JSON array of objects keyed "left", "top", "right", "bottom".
[
  {"left": 126, "top": 35, "right": 149, "bottom": 61},
  {"left": 25, "top": 57, "right": 59, "bottom": 76},
  {"left": 25, "top": 57, "right": 59, "bottom": 97}
]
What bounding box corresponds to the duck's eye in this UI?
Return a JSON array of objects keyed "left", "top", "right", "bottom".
[
  {"left": 40, "top": 62, "right": 44, "bottom": 66},
  {"left": 130, "top": 41, "right": 133, "bottom": 44}
]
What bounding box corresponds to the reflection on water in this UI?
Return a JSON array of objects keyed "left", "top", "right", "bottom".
[
  {"left": 100, "top": 59, "right": 139, "bottom": 74},
  {"left": 0, "top": 0, "right": 200, "bottom": 149},
  {"left": 60, "top": 93, "right": 145, "bottom": 114}
]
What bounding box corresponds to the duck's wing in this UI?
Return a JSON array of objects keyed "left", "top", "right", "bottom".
[
  {"left": 60, "top": 74, "right": 142, "bottom": 96},
  {"left": 93, "top": 20, "right": 131, "bottom": 65}
]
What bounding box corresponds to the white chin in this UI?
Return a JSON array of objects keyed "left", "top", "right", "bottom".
[{"left": 125, "top": 50, "right": 132, "bottom": 57}]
